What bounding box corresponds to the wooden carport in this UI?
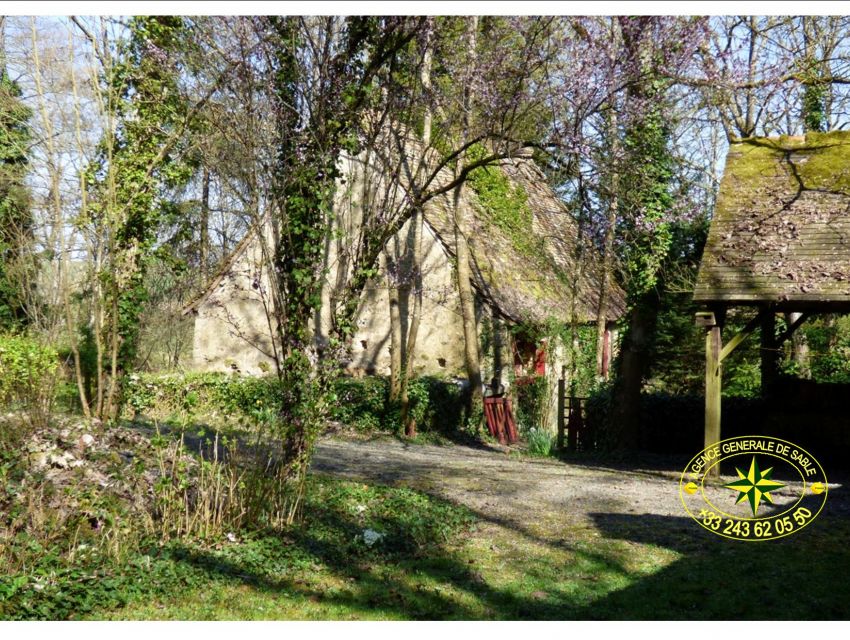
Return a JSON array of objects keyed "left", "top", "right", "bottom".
[{"left": 693, "top": 131, "right": 850, "bottom": 468}]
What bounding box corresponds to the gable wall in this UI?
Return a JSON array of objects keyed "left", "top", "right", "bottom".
[
  {"left": 190, "top": 216, "right": 478, "bottom": 378},
  {"left": 191, "top": 150, "right": 475, "bottom": 378},
  {"left": 191, "top": 230, "right": 277, "bottom": 374},
  {"left": 188, "top": 148, "right": 582, "bottom": 433}
]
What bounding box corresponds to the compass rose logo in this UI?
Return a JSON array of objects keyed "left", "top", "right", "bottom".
[
  {"left": 680, "top": 436, "right": 828, "bottom": 540},
  {"left": 723, "top": 456, "right": 785, "bottom": 517}
]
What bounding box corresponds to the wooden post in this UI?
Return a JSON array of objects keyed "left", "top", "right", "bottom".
[
  {"left": 705, "top": 324, "right": 722, "bottom": 451},
  {"left": 557, "top": 377, "right": 565, "bottom": 450},
  {"left": 601, "top": 325, "right": 611, "bottom": 380},
  {"left": 697, "top": 310, "right": 723, "bottom": 476},
  {"left": 567, "top": 395, "right": 579, "bottom": 452}
]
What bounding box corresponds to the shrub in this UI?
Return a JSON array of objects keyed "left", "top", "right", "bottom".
[
  {"left": 404, "top": 376, "right": 465, "bottom": 434},
  {"left": 331, "top": 375, "right": 465, "bottom": 435},
  {"left": 331, "top": 376, "right": 389, "bottom": 432},
  {"left": 124, "top": 372, "right": 279, "bottom": 428},
  {"left": 125, "top": 372, "right": 467, "bottom": 436},
  {"left": 0, "top": 334, "right": 58, "bottom": 432},
  {"left": 514, "top": 375, "right": 548, "bottom": 431},
  {"left": 724, "top": 361, "right": 761, "bottom": 398},
  {"left": 585, "top": 389, "right": 782, "bottom": 455}
]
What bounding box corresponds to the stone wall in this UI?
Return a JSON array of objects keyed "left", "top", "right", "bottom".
[
  {"left": 191, "top": 231, "right": 277, "bottom": 375},
  {"left": 191, "top": 151, "right": 477, "bottom": 379}
]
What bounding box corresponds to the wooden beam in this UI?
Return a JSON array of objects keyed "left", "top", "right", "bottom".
[
  {"left": 557, "top": 377, "right": 565, "bottom": 450},
  {"left": 695, "top": 311, "right": 717, "bottom": 327},
  {"left": 776, "top": 311, "right": 810, "bottom": 346},
  {"left": 719, "top": 309, "right": 768, "bottom": 363},
  {"left": 705, "top": 323, "right": 722, "bottom": 477},
  {"left": 567, "top": 396, "right": 578, "bottom": 452},
  {"left": 601, "top": 327, "right": 611, "bottom": 380}
]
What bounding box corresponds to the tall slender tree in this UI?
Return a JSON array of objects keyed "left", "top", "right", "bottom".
[
  {"left": 0, "top": 16, "right": 34, "bottom": 330},
  {"left": 452, "top": 16, "right": 485, "bottom": 424},
  {"left": 260, "top": 16, "right": 426, "bottom": 520},
  {"left": 397, "top": 17, "right": 435, "bottom": 437},
  {"left": 78, "top": 16, "right": 201, "bottom": 419}
]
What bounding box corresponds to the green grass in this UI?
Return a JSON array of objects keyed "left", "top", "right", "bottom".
[
  {"left": 101, "top": 486, "right": 850, "bottom": 620},
  {"left": 4, "top": 471, "right": 850, "bottom": 620}
]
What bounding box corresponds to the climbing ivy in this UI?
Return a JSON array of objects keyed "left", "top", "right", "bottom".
[
  {"left": 0, "top": 66, "right": 33, "bottom": 330},
  {"left": 604, "top": 19, "right": 679, "bottom": 450},
  {"left": 262, "top": 17, "right": 424, "bottom": 521},
  {"left": 266, "top": 17, "right": 370, "bottom": 475},
  {"left": 85, "top": 17, "right": 195, "bottom": 417},
  {"left": 802, "top": 82, "right": 828, "bottom": 133},
  {"left": 798, "top": 47, "right": 829, "bottom": 134},
  {"left": 466, "top": 143, "right": 540, "bottom": 258},
  {"left": 619, "top": 90, "right": 675, "bottom": 300}
]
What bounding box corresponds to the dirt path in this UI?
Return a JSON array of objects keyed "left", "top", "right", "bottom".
[
  {"left": 313, "top": 438, "right": 692, "bottom": 541},
  {"left": 312, "top": 437, "right": 848, "bottom": 550}
]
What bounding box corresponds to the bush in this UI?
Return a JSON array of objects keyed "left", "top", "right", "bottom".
[
  {"left": 125, "top": 372, "right": 467, "bottom": 436},
  {"left": 331, "top": 376, "right": 389, "bottom": 432},
  {"left": 405, "top": 376, "right": 465, "bottom": 434},
  {"left": 586, "top": 388, "right": 722, "bottom": 453},
  {"left": 332, "top": 375, "right": 465, "bottom": 435},
  {"left": 0, "top": 335, "right": 58, "bottom": 432},
  {"left": 514, "top": 376, "right": 548, "bottom": 431},
  {"left": 124, "top": 372, "right": 279, "bottom": 427}
]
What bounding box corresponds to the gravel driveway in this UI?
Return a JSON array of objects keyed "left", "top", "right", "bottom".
[
  {"left": 313, "top": 438, "right": 691, "bottom": 541},
  {"left": 312, "top": 437, "right": 848, "bottom": 548}
]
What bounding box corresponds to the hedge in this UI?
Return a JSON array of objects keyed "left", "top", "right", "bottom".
[
  {"left": 585, "top": 385, "right": 850, "bottom": 467},
  {"left": 124, "top": 372, "right": 466, "bottom": 434}
]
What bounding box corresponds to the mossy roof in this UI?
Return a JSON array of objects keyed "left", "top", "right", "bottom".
[
  {"left": 694, "top": 131, "right": 850, "bottom": 306},
  {"left": 421, "top": 155, "right": 625, "bottom": 325},
  {"left": 185, "top": 147, "right": 626, "bottom": 326}
]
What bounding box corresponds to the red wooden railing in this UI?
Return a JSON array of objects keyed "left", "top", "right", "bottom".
[{"left": 483, "top": 396, "right": 519, "bottom": 444}]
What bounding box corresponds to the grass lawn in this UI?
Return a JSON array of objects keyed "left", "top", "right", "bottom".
[{"left": 73, "top": 473, "right": 850, "bottom": 621}]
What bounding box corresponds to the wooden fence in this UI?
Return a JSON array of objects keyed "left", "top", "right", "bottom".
[{"left": 556, "top": 379, "right": 592, "bottom": 451}]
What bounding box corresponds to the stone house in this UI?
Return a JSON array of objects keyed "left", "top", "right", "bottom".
[{"left": 183, "top": 145, "right": 625, "bottom": 431}]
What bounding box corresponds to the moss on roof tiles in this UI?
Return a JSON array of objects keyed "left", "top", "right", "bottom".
[
  {"left": 423, "top": 155, "right": 626, "bottom": 325},
  {"left": 695, "top": 130, "right": 850, "bottom": 304}
]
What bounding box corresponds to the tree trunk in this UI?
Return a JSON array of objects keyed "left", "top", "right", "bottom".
[
  {"left": 607, "top": 17, "right": 672, "bottom": 451},
  {"left": 594, "top": 236, "right": 615, "bottom": 381},
  {"left": 200, "top": 166, "right": 211, "bottom": 275},
  {"left": 31, "top": 22, "right": 92, "bottom": 417},
  {"left": 454, "top": 203, "right": 484, "bottom": 415},
  {"left": 398, "top": 17, "right": 434, "bottom": 437},
  {"left": 785, "top": 311, "right": 809, "bottom": 378},
  {"left": 760, "top": 310, "right": 779, "bottom": 395},
  {"left": 609, "top": 290, "right": 659, "bottom": 450},
  {"left": 398, "top": 214, "right": 424, "bottom": 437},
  {"left": 454, "top": 17, "right": 484, "bottom": 421},
  {"left": 595, "top": 105, "right": 620, "bottom": 381},
  {"left": 387, "top": 241, "right": 403, "bottom": 403}
]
